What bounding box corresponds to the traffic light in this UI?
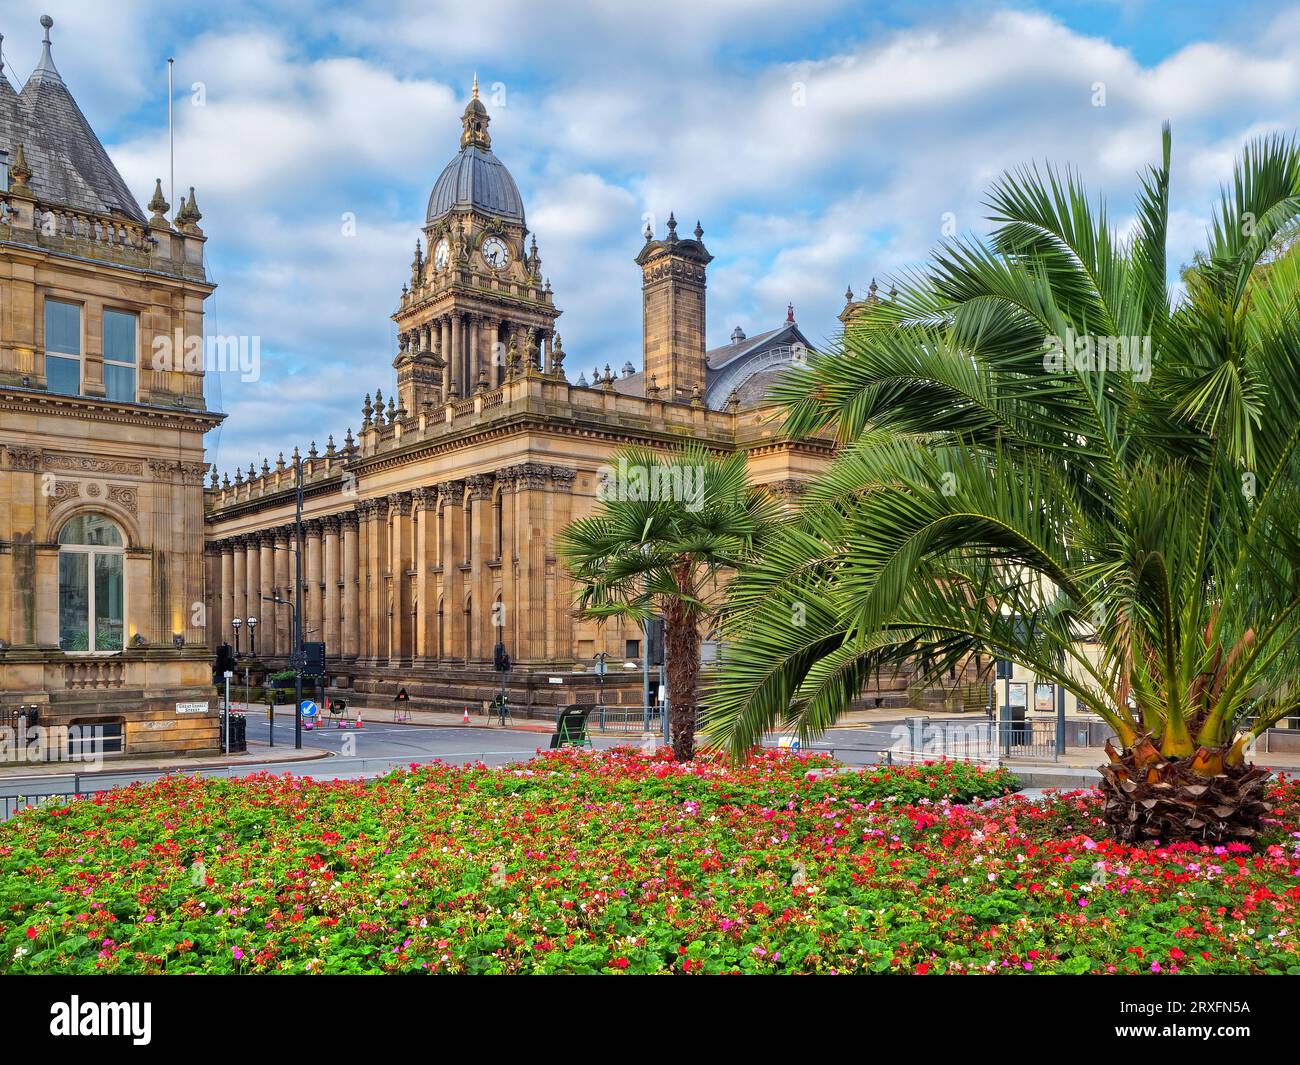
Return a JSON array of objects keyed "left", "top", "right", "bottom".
[
  {"left": 995, "top": 659, "right": 1013, "bottom": 680},
  {"left": 302, "top": 641, "right": 326, "bottom": 677},
  {"left": 494, "top": 642, "right": 511, "bottom": 672},
  {"left": 647, "top": 619, "right": 665, "bottom": 667},
  {"left": 213, "top": 643, "right": 236, "bottom": 680}
]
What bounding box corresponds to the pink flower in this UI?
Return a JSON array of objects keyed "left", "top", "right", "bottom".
[{"left": 232, "top": 947, "right": 244, "bottom": 960}]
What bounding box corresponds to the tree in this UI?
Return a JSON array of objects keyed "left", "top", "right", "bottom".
[
  {"left": 559, "top": 445, "right": 781, "bottom": 760},
  {"left": 707, "top": 126, "right": 1300, "bottom": 844}
]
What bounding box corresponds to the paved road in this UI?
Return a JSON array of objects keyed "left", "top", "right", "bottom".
[
  {"left": 0, "top": 713, "right": 1033, "bottom": 820},
  {"left": 0, "top": 717, "right": 635, "bottom": 817}
]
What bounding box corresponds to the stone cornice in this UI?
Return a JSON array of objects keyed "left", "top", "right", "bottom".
[{"left": 0, "top": 385, "right": 223, "bottom": 432}]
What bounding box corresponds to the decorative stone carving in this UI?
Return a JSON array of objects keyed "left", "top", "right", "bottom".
[
  {"left": 44, "top": 452, "right": 142, "bottom": 476},
  {"left": 106, "top": 484, "right": 138, "bottom": 513},
  {"left": 46, "top": 480, "right": 81, "bottom": 508},
  {"left": 5, "top": 446, "right": 41, "bottom": 471},
  {"left": 766, "top": 479, "right": 809, "bottom": 499}
]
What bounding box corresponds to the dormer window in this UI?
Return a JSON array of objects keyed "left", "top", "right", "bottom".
[{"left": 0, "top": 149, "right": 8, "bottom": 193}]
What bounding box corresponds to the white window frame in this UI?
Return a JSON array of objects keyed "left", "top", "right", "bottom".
[
  {"left": 58, "top": 519, "right": 126, "bottom": 655},
  {"left": 102, "top": 307, "right": 139, "bottom": 404},
  {"left": 44, "top": 297, "right": 83, "bottom": 396}
]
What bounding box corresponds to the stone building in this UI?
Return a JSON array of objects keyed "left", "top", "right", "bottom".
[
  {"left": 0, "top": 17, "right": 222, "bottom": 755},
  {"left": 203, "top": 84, "right": 831, "bottom": 715}
]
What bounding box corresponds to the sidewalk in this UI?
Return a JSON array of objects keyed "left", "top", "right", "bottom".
[
  {"left": 0, "top": 740, "right": 328, "bottom": 782},
  {"left": 237, "top": 701, "right": 556, "bottom": 733}
]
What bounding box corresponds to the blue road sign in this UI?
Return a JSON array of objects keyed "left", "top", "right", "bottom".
[{"left": 300, "top": 699, "right": 318, "bottom": 717}]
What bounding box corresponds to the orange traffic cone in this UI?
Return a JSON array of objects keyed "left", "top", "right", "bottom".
[
  {"left": 355, "top": 708, "right": 363, "bottom": 729},
  {"left": 462, "top": 706, "right": 470, "bottom": 724}
]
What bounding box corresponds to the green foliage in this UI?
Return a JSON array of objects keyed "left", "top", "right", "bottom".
[{"left": 708, "top": 126, "right": 1300, "bottom": 759}]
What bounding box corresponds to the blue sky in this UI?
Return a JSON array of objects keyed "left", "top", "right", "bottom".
[{"left": 2, "top": 0, "right": 1297, "bottom": 471}]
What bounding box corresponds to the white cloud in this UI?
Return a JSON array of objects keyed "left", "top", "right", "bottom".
[{"left": 24, "top": 1, "right": 1298, "bottom": 471}]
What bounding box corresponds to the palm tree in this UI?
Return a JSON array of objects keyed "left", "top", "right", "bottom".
[
  {"left": 707, "top": 126, "right": 1300, "bottom": 844},
  {"left": 559, "top": 445, "right": 781, "bottom": 760}
]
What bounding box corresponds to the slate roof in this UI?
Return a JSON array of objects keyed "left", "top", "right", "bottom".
[
  {"left": 609, "top": 319, "right": 812, "bottom": 409},
  {"left": 0, "top": 29, "right": 145, "bottom": 222},
  {"left": 426, "top": 145, "right": 525, "bottom": 225}
]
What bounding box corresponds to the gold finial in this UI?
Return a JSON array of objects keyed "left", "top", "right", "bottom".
[{"left": 472, "top": 72, "right": 479, "bottom": 99}]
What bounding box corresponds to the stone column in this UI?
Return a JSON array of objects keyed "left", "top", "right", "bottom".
[
  {"left": 365, "top": 499, "right": 389, "bottom": 662},
  {"left": 305, "top": 518, "right": 323, "bottom": 649},
  {"left": 323, "top": 514, "right": 341, "bottom": 655},
  {"left": 547, "top": 466, "right": 577, "bottom": 661},
  {"left": 356, "top": 503, "right": 371, "bottom": 660},
  {"left": 489, "top": 319, "right": 501, "bottom": 386},
  {"left": 450, "top": 313, "right": 463, "bottom": 396},
  {"left": 513, "top": 463, "right": 550, "bottom": 663},
  {"left": 439, "top": 481, "right": 466, "bottom": 662},
  {"left": 220, "top": 540, "right": 235, "bottom": 649},
  {"left": 267, "top": 530, "right": 285, "bottom": 657},
  {"left": 341, "top": 510, "right": 359, "bottom": 659},
  {"left": 231, "top": 537, "right": 247, "bottom": 647},
  {"left": 244, "top": 536, "right": 260, "bottom": 642},
  {"left": 440, "top": 316, "right": 452, "bottom": 396},
  {"left": 204, "top": 544, "right": 222, "bottom": 650},
  {"left": 466, "top": 474, "right": 495, "bottom": 663},
  {"left": 498, "top": 471, "right": 518, "bottom": 656},
  {"left": 413, "top": 487, "right": 437, "bottom": 662},
  {"left": 388, "top": 492, "right": 414, "bottom": 664},
  {"left": 467, "top": 314, "right": 480, "bottom": 391}
]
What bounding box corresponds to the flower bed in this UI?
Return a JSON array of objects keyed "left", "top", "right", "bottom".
[{"left": 1, "top": 750, "right": 1297, "bottom": 974}]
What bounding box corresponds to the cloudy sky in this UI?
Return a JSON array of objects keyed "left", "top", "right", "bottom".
[{"left": 2, "top": 0, "right": 1297, "bottom": 471}]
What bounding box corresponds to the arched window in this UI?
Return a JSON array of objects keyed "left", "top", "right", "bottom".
[{"left": 58, "top": 514, "right": 125, "bottom": 652}]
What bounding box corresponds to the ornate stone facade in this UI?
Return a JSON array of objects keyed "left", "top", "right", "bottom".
[
  {"left": 203, "top": 87, "right": 834, "bottom": 715},
  {"left": 0, "top": 18, "right": 223, "bottom": 755}
]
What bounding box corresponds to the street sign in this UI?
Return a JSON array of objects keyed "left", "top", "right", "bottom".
[
  {"left": 395, "top": 687, "right": 410, "bottom": 703},
  {"left": 778, "top": 735, "right": 801, "bottom": 752},
  {"left": 300, "top": 699, "right": 318, "bottom": 717}
]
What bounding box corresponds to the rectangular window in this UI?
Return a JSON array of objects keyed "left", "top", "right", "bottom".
[
  {"left": 44, "top": 299, "right": 82, "bottom": 396},
  {"left": 59, "top": 552, "right": 90, "bottom": 651},
  {"left": 0, "top": 151, "right": 8, "bottom": 193},
  {"left": 102, "top": 309, "right": 138, "bottom": 403},
  {"left": 93, "top": 553, "right": 125, "bottom": 651},
  {"left": 625, "top": 640, "right": 641, "bottom": 659}
]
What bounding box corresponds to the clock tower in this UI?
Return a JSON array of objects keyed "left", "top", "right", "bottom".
[{"left": 393, "top": 77, "right": 561, "bottom": 415}]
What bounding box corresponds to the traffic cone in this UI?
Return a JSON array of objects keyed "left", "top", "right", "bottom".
[
  {"left": 462, "top": 706, "right": 470, "bottom": 724},
  {"left": 355, "top": 708, "right": 363, "bottom": 729}
]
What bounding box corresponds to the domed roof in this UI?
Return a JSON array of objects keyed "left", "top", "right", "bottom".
[{"left": 426, "top": 145, "right": 525, "bottom": 225}]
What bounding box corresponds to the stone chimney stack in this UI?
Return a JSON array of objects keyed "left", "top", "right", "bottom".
[{"left": 635, "top": 214, "right": 712, "bottom": 403}]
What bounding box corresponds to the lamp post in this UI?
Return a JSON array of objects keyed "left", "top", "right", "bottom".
[
  {"left": 265, "top": 590, "right": 302, "bottom": 749},
  {"left": 247, "top": 616, "right": 258, "bottom": 658},
  {"left": 593, "top": 651, "right": 608, "bottom": 727},
  {"left": 231, "top": 616, "right": 242, "bottom": 657}
]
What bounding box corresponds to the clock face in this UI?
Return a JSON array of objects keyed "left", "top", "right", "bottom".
[
  {"left": 433, "top": 239, "right": 450, "bottom": 271},
  {"left": 481, "top": 236, "right": 510, "bottom": 270}
]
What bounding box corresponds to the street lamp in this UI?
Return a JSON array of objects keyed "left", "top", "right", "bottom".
[
  {"left": 265, "top": 590, "right": 302, "bottom": 749},
  {"left": 231, "top": 616, "right": 242, "bottom": 657},
  {"left": 593, "top": 651, "right": 609, "bottom": 727},
  {"left": 247, "top": 616, "right": 258, "bottom": 658}
]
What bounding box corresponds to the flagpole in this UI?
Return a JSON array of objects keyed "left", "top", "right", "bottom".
[{"left": 167, "top": 58, "right": 174, "bottom": 211}]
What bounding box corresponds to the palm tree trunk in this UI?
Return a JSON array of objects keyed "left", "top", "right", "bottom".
[{"left": 665, "top": 599, "right": 701, "bottom": 760}]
